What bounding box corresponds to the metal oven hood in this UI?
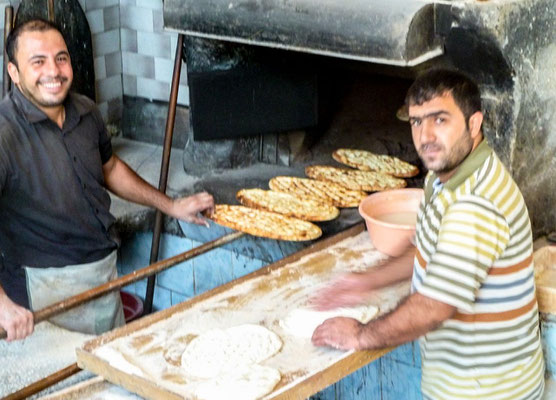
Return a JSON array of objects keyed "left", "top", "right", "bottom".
[{"left": 163, "top": 0, "right": 443, "bottom": 67}]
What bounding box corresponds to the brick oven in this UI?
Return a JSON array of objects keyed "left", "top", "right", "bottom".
[{"left": 162, "top": 0, "right": 556, "bottom": 238}]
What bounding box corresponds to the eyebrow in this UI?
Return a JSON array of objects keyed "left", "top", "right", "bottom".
[
  {"left": 28, "top": 50, "right": 70, "bottom": 61},
  {"left": 408, "top": 110, "right": 450, "bottom": 121}
]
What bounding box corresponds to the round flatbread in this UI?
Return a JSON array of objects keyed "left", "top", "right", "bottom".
[
  {"left": 268, "top": 176, "right": 367, "bottom": 208},
  {"left": 305, "top": 165, "right": 407, "bottom": 192},
  {"left": 181, "top": 324, "right": 282, "bottom": 380},
  {"left": 332, "top": 148, "right": 419, "bottom": 178},
  {"left": 205, "top": 205, "right": 322, "bottom": 241},
  {"left": 280, "top": 305, "right": 379, "bottom": 339},
  {"left": 237, "top": 188, "right": 339, "bottom": 222}
]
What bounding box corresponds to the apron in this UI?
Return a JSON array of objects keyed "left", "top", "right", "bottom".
[{"left": 24, "top": 250, "right": 125, "bottom": 335}]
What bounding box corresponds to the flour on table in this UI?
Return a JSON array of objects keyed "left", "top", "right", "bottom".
[
  {"left": 280, "top": 305, "right": 379, "bottom": 338},
  {"left": 193, "top": 364, "right": 281, "bottom": 400},
  {"left": 181, "top": 324, "right": 282, "bottom": 379}
]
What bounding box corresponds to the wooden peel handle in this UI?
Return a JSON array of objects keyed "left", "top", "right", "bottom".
[{"left": 0, "top": 231, "right": 245, "bottom": 340}]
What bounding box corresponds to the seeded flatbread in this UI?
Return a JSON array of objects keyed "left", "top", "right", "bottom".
[
  {"left": 332, "top": 148, "right": 419, "bottom": 178},
  {"left": 205, "top": 205, "right": 322, "bottom": 241},
  {"left": 305, "top": 165, "right": 407, "bottom": 192},
  {"left": 268, "top": 176, "right": 367, "bottom": 208},
  {"left": 237, "top": 189, "right": 339, "bottom": 222}
]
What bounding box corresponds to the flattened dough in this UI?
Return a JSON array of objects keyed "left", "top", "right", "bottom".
[
  {"left": 181, "top": 324, "right": 282, "bottom": 379},
  {"left": 280, "top": 305, "right": 379, "bottom": 338},
  {"left": 194, "top": 364, "right": 281, "bottom": 400}
]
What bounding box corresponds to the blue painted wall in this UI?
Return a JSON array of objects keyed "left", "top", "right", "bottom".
[{"left": 117, "top": 230, "right": 423, "bottom": 399}]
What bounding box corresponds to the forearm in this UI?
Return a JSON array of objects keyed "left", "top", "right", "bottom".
[
  {"left": 103, "top": 155, "right": 173, "bottom": 215},
  {"left": 359, "top": 246, "right": 416, "bottom": 290},
  {"left": 357, "top": 292, "right": 456, "bottom": 349}
]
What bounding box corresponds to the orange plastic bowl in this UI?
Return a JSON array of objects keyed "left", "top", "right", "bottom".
[{"left": 358, "top": 188, "right": 424, "bottom": 257}]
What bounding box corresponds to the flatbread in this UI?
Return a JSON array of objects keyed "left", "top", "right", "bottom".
[
  {"left": 305, "top": 165, "right": 407, "bottom": 192},
  {"left": 268, "top": 176, "right": 367, "bottom": 208},
  {"left": 332, "top": 148, "right": 419, "bottom": 178},
  {"left": 194, "top": 364, "right": 281, "bottom": 400},
  {"left": 180, "top": 324, "right": 282, "bottom": 380},
  {"left": 280, "top": 305, "right": 379, "bottom": 339},
  {"left": 237, "top": 188, "right": 340, "bottom": 222},
  {"left": 205, "top": 205, "right": 322, "bottom": 241}
]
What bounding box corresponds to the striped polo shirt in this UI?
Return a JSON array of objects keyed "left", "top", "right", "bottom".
[{"left": 412, "top": 140, "right": 545, "bottom": 399}]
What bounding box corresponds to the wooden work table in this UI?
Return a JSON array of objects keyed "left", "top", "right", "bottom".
[{"left": 75, "top": 224, "right": 410, "bottom": 399}]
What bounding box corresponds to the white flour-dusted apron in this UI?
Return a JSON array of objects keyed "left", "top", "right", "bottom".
[{"left": 24, "top": 250, "right": 125, "bottom": 335}]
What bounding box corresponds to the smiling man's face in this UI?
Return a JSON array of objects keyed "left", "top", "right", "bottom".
[
  {"left": 8, "top": 28, "right": 73, "bottom": 112},
  {"left": 408, "top": 91, "right": 481, "bottom": 181}
]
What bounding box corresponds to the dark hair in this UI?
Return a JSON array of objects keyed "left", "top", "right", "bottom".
[
  {"left": 405, "top": 69, "right": 482, "bottom": 122},
  {"left": 6, "top": 19, "right": 64, "bottom": 67}
]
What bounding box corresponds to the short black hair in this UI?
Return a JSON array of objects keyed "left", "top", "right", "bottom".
[
  {"left": 6, "top": 19, "right": 64, "bottom": 67},
  {"left": 405, "top": 69, "right": 482, "bottom": 122}
]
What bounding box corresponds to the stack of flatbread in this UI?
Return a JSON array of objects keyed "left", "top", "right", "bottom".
[
  {"left": 303, "top": 148, "right": 418, "bottom": 193},
  {"left": 204, "top": 149, "right": 417, "bottom": 241}
]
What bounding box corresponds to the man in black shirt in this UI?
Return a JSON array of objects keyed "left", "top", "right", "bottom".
[{"left": 0, "top": 19, "right": 214, "bottom": 341}]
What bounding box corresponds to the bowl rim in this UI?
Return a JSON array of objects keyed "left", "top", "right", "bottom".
[{"left": 358, "top": 188, "right": 423, "bottom": 230}]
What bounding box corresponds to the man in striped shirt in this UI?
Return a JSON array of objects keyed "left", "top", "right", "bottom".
[{"left": 311, "top": 69, "right": 544, "bottom": 399}]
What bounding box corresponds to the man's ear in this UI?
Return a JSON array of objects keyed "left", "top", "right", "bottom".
[
  {"left": 468, "top": 111, "right": 483, "bottom": 139},
  {"left": 7, "top": 62, "right": 20, "bottom": 85}
]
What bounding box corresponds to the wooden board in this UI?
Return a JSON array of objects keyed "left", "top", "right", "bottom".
[{"left": 77, "top": 224, "right": 410, "bottom": 399}]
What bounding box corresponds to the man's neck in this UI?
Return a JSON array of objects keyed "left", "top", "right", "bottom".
[{"left": 42, "top": 105, "right": 65, "bottom": 129}]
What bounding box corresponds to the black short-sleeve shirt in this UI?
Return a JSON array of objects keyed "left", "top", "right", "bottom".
[{"left": 0, "top": 88, "right": 118, "bottom": 306}]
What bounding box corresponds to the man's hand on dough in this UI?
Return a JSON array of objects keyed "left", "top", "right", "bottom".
[
  {"left": 0, "top": 293, "right": 34, "bottom": 341},
  {"left": 311, "top": 317, "right": 363, "bottom": 350},
  {"left": 309, "top": 273, "right": 373, "bottom": 311}
]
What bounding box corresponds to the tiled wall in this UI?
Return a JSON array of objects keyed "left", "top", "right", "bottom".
[
  {"left": 0, "top": 0, "right": 189, "bottom": 124},
  {"left": 117, "top": 232, "right": 265, "bottom": 311}
]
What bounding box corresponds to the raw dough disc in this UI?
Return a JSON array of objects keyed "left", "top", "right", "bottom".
[
  {"left": 280, "top": 305, "right": 379, "bottom": 338},
  {"left": 194, "top": 364, "right": 281, "bottom": 400},
  {"left": 181, "top": 324, "right": 282, "bottom": 379}
]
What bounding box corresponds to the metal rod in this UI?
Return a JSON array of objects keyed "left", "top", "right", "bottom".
[
  {"left": 0, "top": 231, "right": 245, "bottom": 340},
  {"left": 144, "top": 34, "right": 186, "bottom": 314},
  {"left": 2, "top": 363, "right": 81, "bottom": 400},
  {"left": 3, "top": 6, "right": 13, "bottom": 97}
]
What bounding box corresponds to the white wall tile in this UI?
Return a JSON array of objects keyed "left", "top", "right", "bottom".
[
  {"left": 94, "top": 56, "right": 107, "bottom": 80},
  {"left": 153, "top": 57, "right": 188, "bottom": 85},
  {"left": 137, "top": 76, "right": 169, "bottom": 102},
  {"left": 84, "top": 0, "right": 106, "bottom": 11},
  {"left": 137, "top": 31, "right": 171, "bottom": 58},
  {"left": 103, "top": 5, "right": 120, "bottom": 31},
  {"left": 122, "top": 74, "right": 137, "bottom": 96},
  {"left": 120, "top": 6, "right": 153, "bottom": 32},
  {"left": 96, "top": 74, "right": 123, "bottom": 102},
  {"left": 120, "top": 0, "right": 136, "bottom": 6},
  {"left": 120, "top": 28, "right": 138, "bottom": 52},
  {"left": 122, "top": 51, "right": 155, "bottom": 78},
  {"left": 154, "top": 57, "right": 173, "bottom": 83},
  {"left": 86, "top": 9, "right": 105, "bottom": 34},
  {"left": 92, "top": 29, "right": 120, "bottom": 56},
  {"left": 105, "top": 52, "right": 122, "bottom": 76},
  {"left": 136, "top": 0, "right": 162, "bottom": 10},
  {"left": 105, "top": 0, "right": 119, "bottom": 6},
  {"left": 153, "top": 9, "right": 164, "bottom": 32},
  {"left": 177, "top": 84, "right": 190, "bottom": 107}
]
